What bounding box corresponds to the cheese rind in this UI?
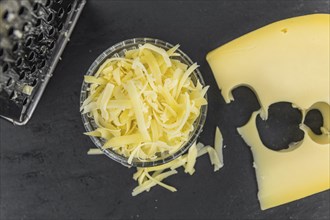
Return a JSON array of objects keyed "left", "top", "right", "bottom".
[{"left": 238, "top": 112, "right": 330, "bottom": 210}]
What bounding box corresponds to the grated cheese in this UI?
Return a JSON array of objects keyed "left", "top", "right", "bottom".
[
  {"left": 87, "top": 127, "right": 224, "bottom": 196},
  {"left": 87, "top": 148, "right": 103, "bottom": 155},
  {"left": 184, "top": 142, "right": 197, "bottom": 175},
  {"left": 140, "top": 43, "right": 172, "bottom": 67},
  {"left": 214, "top": 126, "right": 224, "bottom": 166},
  {"left": 82, "top": 43, "right": 208, "bottom": 164},
  {"left": 130, "top": 139, "right": 224, "bottom": 196},
  {"left": 83, "top": 43, "right": 226, "bottom": 196}
]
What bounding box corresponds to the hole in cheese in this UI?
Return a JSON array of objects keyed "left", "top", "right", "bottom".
[
  {"left": 281, "top": 28, "right": 288, "bottom": 33},
  {"left": 256, "top": 102, "right": 304, "bottom": 151},
  {"left": 304, "top": 109, "right": 323, "bottom": 135},
  {"left": 221, "top": 86, "right": 261, "bottom": 127}
]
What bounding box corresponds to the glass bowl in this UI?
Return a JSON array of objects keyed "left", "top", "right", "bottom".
[{"left": 80, "top": 38, "right": 208, "bottom": 167}]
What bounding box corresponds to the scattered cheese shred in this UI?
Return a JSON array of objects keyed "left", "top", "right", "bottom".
[
  {"left": 184, "top": 143, "right": 197, "bottom": 175},
  {"left": 132, "top": 170, "right": 178, "bottom": 196},
  {"left": 81, "top": 43, "right": 208, "bottom": 164},
  {"left": 130, "top": 139, "right": 224, "bottom": 196},
  {"left": 87, "top": 126, "right": 225, "bottom": 195},
  {"left": 214, "top": 126, "right": 224, "bottom": 167},
  {"left": 87, "top": 148, "right": 103, "bottom": 155},
  {"left": 198, "top": 146, "right": 222, "bottom": 171},
  {"left": 144, "top": 171, "right": 177, "bottom": 192}
]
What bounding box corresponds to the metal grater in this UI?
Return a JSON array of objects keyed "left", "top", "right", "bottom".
[{"left": 0, "top": 0, "right": 86, "bottom": 125}]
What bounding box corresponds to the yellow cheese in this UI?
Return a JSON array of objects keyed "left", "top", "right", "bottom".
[
  {"left": 207, "top": 14, "right": 330, "bottom": 210},
  {"left": 206, "top": 14, "right": 330, "bottom": 119},
  {"left": 87, "top": 128, "right": 225, "bottom": 196},
  {"left": 184, "top": 142, "right": 197, "bottom": 175},
  {"left": 131, "top": 139, "right": 224, "bottom": 196},
  {"left": 238, "top": 112, "right": 330, "bottom": 210},
  {"left": 87, "top": 148, "right": 103, "bottom": 155},
  {"left": 214, "top": 126, "right": 224, "bottom": 167},
  {"left": 132, "top": 170, "right": 178, "bottom": 196},
  {"left": 82, "top": 44, "right": 208, "bottom": 164},
  {"left": 22, "top": 85, "right": 34, "bottom": 95},
  {"left": 125, "top": 80, "right": 150, "bottom": 141}
]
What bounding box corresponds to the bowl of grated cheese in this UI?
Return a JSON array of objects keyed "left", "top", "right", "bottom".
[{"left": 80, "top": 38, "right": 208, "bottom": 167}]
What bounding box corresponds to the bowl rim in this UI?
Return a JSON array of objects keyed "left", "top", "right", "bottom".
[{"left": 80, "top": 37, "right": 208, "bottom": 168}]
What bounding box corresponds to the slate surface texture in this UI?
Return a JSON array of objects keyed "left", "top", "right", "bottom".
[{"left": 1, "top": 0, "right": 329, "bottom": 219}]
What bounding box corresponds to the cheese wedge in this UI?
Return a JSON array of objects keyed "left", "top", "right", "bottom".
[
  {"left": 238, "top": 111, "right": 330, "bottom": 210},
  {"left": 207, "top": 14, "right": 330, "bottom": 210}
]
